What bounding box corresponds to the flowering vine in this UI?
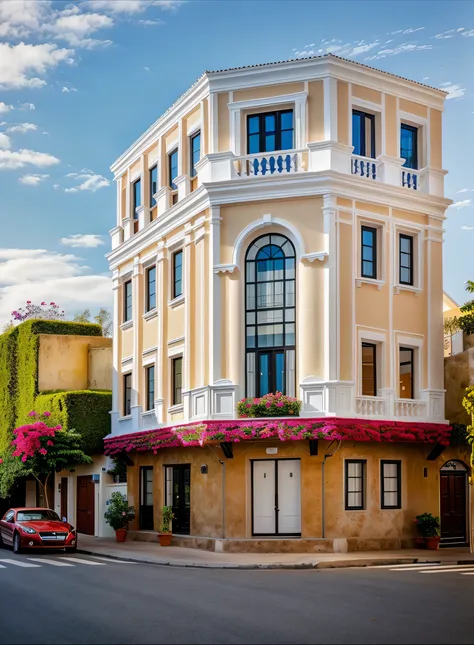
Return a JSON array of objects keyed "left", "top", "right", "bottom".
[
  {"left": 237, "top": 392, "right": 301, "bottom": 418},
  {"left": 10, "top": 301, "right": 65, "bottom": 324}
]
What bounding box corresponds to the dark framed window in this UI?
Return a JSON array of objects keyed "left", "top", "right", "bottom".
[
  {"left": 381, "top": 461, "right": 401, "bottom": 509},
  {"left": 133, "top": 178, "right": 141, "bottom": 214},
  {"left": 345, "top": 460, "right": 366, "bottom": 511},
  {"left": 190, "top": 131, "right": 201, "bottom": 178},
  {"left": 361, "top": 226, "right": 377, "bottom": 279},
  {"left": 352, "top": 110, "right": 375, "bottom": 158},
  {"left": 172, "top": 357, "right": 183, "bottom": 406},
  {"left": 399, "top": 347, "right": 414, "bottom": 399},
  {"left": 123, "top": 373, "right": 132, "bottom": 416},
  {"left": 123, "top": 280, "right": 132, "bottom": 322},
  {"left": 247, "top": 110, "right": 294, "bottom": 154},
  {"left": 172, "top": 250, "right": 183, "bottom": 299},
  {"left": 362, "top": 343, "right": 377, "bottom": 396},
  {"left": 399, "top": 234, "right": 413, "bottom": 286},
  {"left": 146, "top": 266, "right": 156, "bottom": 312},
  {"left": 149, "top": 165, "right": 157, "bottom": 208},
  {"left": 169, "top": 148, "right": 178, "bottom": 190},
  {"left": 400, "top": 124, "right": 418, "bottom": 169},
  {"left": 245, "top": 234, "right": 296, "bottom": 398},
  {"left": 146, "top": 365, "right": 155, "bottom": 412}
]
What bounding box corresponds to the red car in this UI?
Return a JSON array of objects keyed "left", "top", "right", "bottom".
[{"left": 0, "top": 508, "right": 77, "bottom": 554}]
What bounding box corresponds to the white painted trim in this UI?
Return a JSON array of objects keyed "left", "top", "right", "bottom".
[
  {"left": 120, "top": 320, "right": 133, "bottom": 332},
  {"left": 143, "top": 309, "right": 158, "bottom": 321},
  {"left": 301, "top": 251, "right": 328, "bottom": 263},
  {"left": 168, "top": 336, "right": 185, "bottom": 346},
  {"left": 323, "top": 76, "right": 337, "bottom": 141},
  {"left": 357, "top": 327, "right": 387, "bottom": 395},
  {"left": 142, "top": 353, "right": 156, "bottom": 367},
  {"left": 228, "top": 91, "right": 307, "bottom": 112},
  {"left": 168, "top": 403, "right": 184, "bottom": 414},
  {"left": 210, "top": 92, "right": 218, "bottom": 154},
  {"left": 168, "top": 294, "right": 185, "bottom": 309},
  {"left": 143, "top": 346, "right": 158, "bottom": 356}
]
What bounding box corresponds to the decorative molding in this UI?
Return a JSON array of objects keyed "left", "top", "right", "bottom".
[
  {"left": 228, "top": 91, "right": 307, "bottom": 112},
  {"left": 301, "top": 252, "right": 328, "bottom": 263},
  {"left": 120, "top": 320, "right": 133, "bottom": 332},
  {"left": 214, "top": 263, "right": 238, "bottom": 274},
  {"left": 168, "top": 335, "right": 185, "bottom": 346},
  {"left": 143, "top": 346, "right": 158, "bottom": 356},
  {"left": 394, "top": 284, "right": 422, "bottom": 296},
  {"left": 121, "top": 356, "right": 133, "bottom": 365},
  {"left": 143, "top": 309, "right": 158, "bottom": 321},
  {"left": 355, "top": 278, "right": 385, "bottom": 290},
  {"left": 168, "top": 294, "right": 185, "bottom": 309}
]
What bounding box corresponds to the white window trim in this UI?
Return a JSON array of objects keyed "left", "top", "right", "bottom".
[
  {"left": 169, "top": 354, "right": 184, "bottom": 412},
  {"left": 142, "top": 259, "right": 158, "bottom": 317},
  {"left": 379, "top": 458, "right": 402, "bottom": 510},
  {"left": 357, "top": 328, "right": 386, "bottom": 396},
  {"left": 168, "top": 242, "right": 185, "bottom": 305},
  {"left": 396, "top": 334, "right": 423, "bottom": 400},
  {"left": 399, "top": 110, "right": 429, "bottom": 170},
  {"left": 228, "top": 91, "right": 307, "bottom": 156},
  {"left": 356, "top": 216, "right": 386, "bottom": 287},
  {"left": 142, "top": 353, "right": 156, "bottom": 367},
  {"left": 344, "top": 459, "right": 367, "bottom": 512},
  {"left": 349, "top": 96, "right": 384, "bottom": 159},
  {"left": 393, "top": 223, "right": 423, "bottom": 294}
]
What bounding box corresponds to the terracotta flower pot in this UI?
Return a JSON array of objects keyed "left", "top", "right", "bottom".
[
  {"left": 115, "top": 528, "right": 127, "bottom": 543},
  {"left": 414, "top": 537, "right": 426, "bottom": 549},
  {"left": 158, "top": 532, "right": 172, "bottom": 547},
  {"left": 426, "top": 536, "right": 440, "bottom": 550}
]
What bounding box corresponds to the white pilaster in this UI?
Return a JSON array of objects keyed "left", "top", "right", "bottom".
[
  {"left": 200, "top": 99, "right": 207, "bottom": 157},
  {"left": 209, "top": 93, "right": 218, "bottom": 154},
  {"left": 209, "top": 206, "right": 221, "bottom": 383},
  {"left": 110, "top": 271, "right": 120, "bottom": 435},
  {"left": 183, "top": 224, "right": 193, "bottom": 415},
  {"left": 323, "top": 76, "right": 338, "bottom": 142},
  {"left": 323, "top": 194, "right": 338, "bottom": 381},
  {"left": 131, "top": 256, "right": 142, "bottom": 432},
  {"left": 116, "top": 176, "right": 122, "bottom": 227},
  {"left": 195, "top": 225, "right": 206, "bottom": 388},
  {"left": 155, "top": 241, "right": 166, "bottom": 425}
]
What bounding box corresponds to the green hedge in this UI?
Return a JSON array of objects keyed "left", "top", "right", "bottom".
[
  {"left": 0, "top": 319, "right": 103, "bottom": 452},
  {"left": 35, "top": 390, "right": 112, "bottom": 455}
]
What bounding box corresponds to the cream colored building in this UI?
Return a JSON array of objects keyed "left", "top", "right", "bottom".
[{"left": 106, "top": 55, "right": 467, "bottom": 551}]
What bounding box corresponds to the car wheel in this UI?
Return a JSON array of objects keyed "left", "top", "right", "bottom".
[
  {"left": 13, "top": 533, "right": 21, "bottom": 554},
  {"left": 66, "top": 543, "right": 77, "bottom": 553}
]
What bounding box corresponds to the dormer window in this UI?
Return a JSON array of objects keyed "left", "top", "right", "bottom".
[{"left": 247, "top": 110, "right": 294, "bottom": 154}]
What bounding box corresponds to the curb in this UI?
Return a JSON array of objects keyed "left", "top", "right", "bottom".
[{"left": 77, "top": 549, "right": 473, "bottom": 571}]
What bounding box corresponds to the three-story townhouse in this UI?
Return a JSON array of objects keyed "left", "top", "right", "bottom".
[{"left": 105, "top": 54, "right": 468, "bottom": 552}]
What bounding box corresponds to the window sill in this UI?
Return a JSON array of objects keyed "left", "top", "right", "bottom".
[
  {"left": 142, "top": 409, "right": 156, "bottom": 416},
  {"left": 355, "top": 278, "right": 385, "bottom": 290},
  {"left": 118, "top": 415, "right": 132, "bottom": 422},
  {"left": 143, "top": 309, "right": 158, "bottom": 321},
  {"left": 394, "top": 284, "right": 422, "bottom": 296},
  {"left": 168, "top": 294, "right": 185, "bottom": 309},
  {"left": 168, "top": 404, "right": 184, "bottom": 414},
  {"left": 120, "top": 320, "right": 133, "bottom": 331}
]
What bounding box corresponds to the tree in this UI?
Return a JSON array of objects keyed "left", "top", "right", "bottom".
[
  {"left": 1, "top": 411, "right": 92, "bottom": 508},
  {"left": 458, "top": 281, "right": 474, "bottom": 336},
  {"left": 73, "top": 307, "right": 112, "bottom": 337},
  {"left": 10, "top": 301, "right": 65, "bottom": 324}
]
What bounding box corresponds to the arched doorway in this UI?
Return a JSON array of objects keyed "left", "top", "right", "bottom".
[
  {"left": 245, "top": 234, "right": 296, "bottom": 398},
  {"left": 440, "top": 460, "right": 469, "bottom": 547}
]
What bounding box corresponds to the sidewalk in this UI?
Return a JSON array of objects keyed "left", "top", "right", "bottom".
[{"left": 78, "top": 535, "right": 474, "bottom": 570}]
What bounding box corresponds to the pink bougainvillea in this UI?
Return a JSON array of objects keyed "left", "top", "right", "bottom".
[
  {"left": 104, "top": 417, "right": 452, "bottom": 457},
  {"left": 11, "top": 413, "right": 61, "bottom": 461},
  {"left": 237, "top": 392, "right": 301, "bottom": 418}
]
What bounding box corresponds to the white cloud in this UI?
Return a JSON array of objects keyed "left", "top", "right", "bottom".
[
  {"left": 0, "top": 102, "right": 13, "bottom": 114},
  {"left": 138, "top": 19, "right": 164, "bottom": 26},
  {"left": 83, "top": 0, "right": 150, "bottom": 13},
  {"left": 49, "top": 10, "right": 114, "bottom": 48},
  {"left": 0, "top": 148, "right": 60, "bottom": 170},
  {"left": 0, "top": 133, "right": 11, "bottom": 150},
  {"left": 19, "top": 173, "right": 49, "bottom": 186},
  {"left": 458, "top": 188, "right": 470, "bottom": 193},
  {"left": 6, "top": 122, "right": 37, "bottom": 134},
  {"left": 19, "top": 102, "right": 35, "bottom": 111},
  {"left": 365, "top": 43, "right": 432, "bottom": 61},
  {"left": 64, "top": 171, "right": 110, "bottom": 193},
  {"left": 439, "top": 82, "right": 465, "bottom": 100},
  {"left": 462, "top": 29, "right": 474, "bottom": 37},
  {"left": 0, "top": 42, "right": 74, "bottom": 90},
  {"left": 294, "top": 39, "right": 381, "bottom": 59},
  {"left": 461, "top": 226, "right": 474, "bottom": 230},
  {"left": 450, "top": 199, "right": 472, "bottom": 210},
  {"left": 61, "top": 85, "right": 78, "bottom": 93},
  {"left": 144, "top": 66, "right": 150, "bottom": 71},
  {"left": 0, "top": 247, "right": 111, "bottom": 326},
  {"left": 60, "top": 234, "right": 105, "bottom": 248},
  {"left": 0, "top": 0, "right": 51, "bottom": 39}
]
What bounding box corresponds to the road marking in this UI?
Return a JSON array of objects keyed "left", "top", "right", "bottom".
[
  {"left": 391, "top": 564, "right": 473, "bottom": 572},
  {"left": 420, "top": 567, "right": 474, "bottom": 574},
  {"left": 27, "top": 558, "right": 74, "bottom": 567},
  {"left": 59, "top": 557, "right": 106, "bottom": 566},
  {"left": 0, "top": 559, "right": 41, "bottom": 568},
  {"left": 366, "top": 563, "right": 441, "bottom": 569},
  {"left": 88, "top": 556, "right": 138, "bottom": 564},
  {"left": 460, "top": 572, "right": 474, "bottom": 575}
]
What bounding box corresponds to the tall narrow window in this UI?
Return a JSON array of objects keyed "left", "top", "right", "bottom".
[
  {"left": 146, "top": 365, "right": 155, "bottom": 412},
  {"left": 123, "top": 373, "right": 132, "bottom": 416},
  {"left": 361, "top": 343, "right": 377, "bottom": 396},
  {"left": 399, "top": 234, "right": 413, "bottom": 286},
  {"left": 169, "top": 149, "right": 178, "bottom": 190},
  {"left": 400, "top": 124, "right": 418, "bottom": 169},
  {"left": 361, "top": 226, "right": 377, "bottom": 279},
  {"left": 352, "top": 110, "right": 375, "bottom": 158},
  {"left": 172, "top": 250, "right": 183, "bottom": 298},
  {"left": 381, "top": 461, "right": 401, "bottom": 509},
  {"left": 146, "top": 266, "right": 156, "bottom": 312},
  {"left": 133, "top": 178, "right": 141, "bottom": 211},
  {"left": 247, "top": 110, "right": 294, "bottom": 154},
  {"left": 399, "top": 347, "right": 414, "bottom": 399},
  {"left": 245, "top": 234, "right": 296, "bottom": 398},
  {"left": 190, "top": 131, "right": 201, "bottom": 178},
  {"left": 123, "top": 280, "right": 132, "bottom": 322},
  {"left": 345, "top": 460, "right": 366, "bottom": 510},
  {"left": 149, "top": 165, "right": 157, "bottom": 208},
  {"left": 172, "top": 357, "right": 183, "bottom": 406}
]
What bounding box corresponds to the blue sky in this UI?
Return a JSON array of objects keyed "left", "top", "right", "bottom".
[{"left": 0, "top": 0, "right": 472, "bottom": 325}]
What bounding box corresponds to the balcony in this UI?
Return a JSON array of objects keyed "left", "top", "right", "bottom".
[
  {"left": 355, "top": 395, "right": 386, "bottom": 417},
  {"left": 351, "top": 155, "right": 377, "bottom": 181},
  {"left": 394, "top": 399, "right": 427, "bottom": 418},
  {"left": 234, "top": 150, "right": 306, "bottom": 178}
]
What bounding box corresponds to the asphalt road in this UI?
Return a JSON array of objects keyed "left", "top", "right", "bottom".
[{"left": 0, "top": 552, "right": 472, "bottom": 644}]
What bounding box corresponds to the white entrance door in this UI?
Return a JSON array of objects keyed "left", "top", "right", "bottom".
[
  {"left": 253, "top": 461, "right": 276, "bottom": 535},
  {"left": 252, "top": 460, "right": 301, "bottom": 535}
]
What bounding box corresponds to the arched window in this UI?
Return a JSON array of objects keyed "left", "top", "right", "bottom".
[{"left": 245, "top": 234, "right": 296, "bottom": 397}]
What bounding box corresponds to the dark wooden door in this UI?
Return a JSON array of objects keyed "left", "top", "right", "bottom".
[
  {"left": 139, "top": 467, "right": 154, "bottom": 530},
  {"left": 170, "top": 465, "right": 190, "bottom": 535},
  {"left": 76, "top": 476, "right": 95, "bottom": 535},
  {"left": 440, "top": 473, "right": 467, "bottom": 543},
  {"left": 60, "top": 478, "right": 68, "bottom": 521}
]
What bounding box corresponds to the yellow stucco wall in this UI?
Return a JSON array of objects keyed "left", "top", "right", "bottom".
[
  {"left": 385, "top": 94, "right": 398, "bottom": 157},
  {"left": 352, "top": 84, "right": 381, "bottom": 104},
  {"left": 233, "top": 83, "right": 304, "bottom": 102},
  {"left": 430, "top": 109, "right": 443, "bottom": 169},
  {"left": 399, "top": 98, "right": 428, "bottom": 118},
  {"left": 88, "top": 346, "right": 113, "bottom": 390},
  {"left": 38, "top": 334, "right": 111, "bottom": 393},
  {"left": 308, "top": 80, "right": 324, "bottom": 142},
  {"left": 337, "top": 81, "right": 349, "bottom": 146},
  {"left": 217, "top": 92, "right": 230, "bottom": 152}
]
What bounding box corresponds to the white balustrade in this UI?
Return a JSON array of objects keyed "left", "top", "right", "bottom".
[
  {"left": 355, "top": 396, "right": 385, "bottom": 416},
  {"left": 394, "top": 399, "right": 426, "bottom": 418},
  {"left": 351, "top": 155, "right": 377, "bottom": 180},
  {"left": 401, "top": 168, "right": 420, "bottom": 191},
  {"left": 236, "top": 150, "right": 305, "bottom": 178}
]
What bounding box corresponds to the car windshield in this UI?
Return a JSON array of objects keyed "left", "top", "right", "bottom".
[{"left": 16, "top": 510, "right": 61, "bottom": 522}]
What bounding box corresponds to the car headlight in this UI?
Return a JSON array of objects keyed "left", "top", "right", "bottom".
[{"left": 22, "top": 527, "right": 36, "bottom": 535}]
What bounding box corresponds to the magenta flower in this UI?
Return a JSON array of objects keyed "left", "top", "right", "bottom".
[
  {"left": 41, "top": 301, "right": 46, "bottom": 306},
  {"left": 26, "top": 301, "right": 31, "bottom": 304},
  {"left": 39, "top": 448, "right": 47, "bottom": 456},
  {"left": 47, "top": 440, "right": 54, "bottom": 446},
  {"left": 28, "top": 411, "right": 37, "bottom": 417},
  {"left": 21, "top": 455, "right": 27, "bottom": 462},
  {"left": 276, "top": 402, "right": 284, "bottom": 407},
  {"left": 43, "top": 411, "right": 51, "bottom": 417}
]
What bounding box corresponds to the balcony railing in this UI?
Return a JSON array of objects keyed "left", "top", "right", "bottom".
[
  {"left": 401, "top": 168, "right": 420, "bottom": 190},
  {"left": 355, "top": 396, "right": 385, "bottom": 416},
  {"left": 351, "top": 155, "right": 377, "bottom": 180},
  {"left": 235, "top": 150, "right": 306, "bottom": 178},
  {"left": 394, "top": 399, "right": 426, "bottom": 418}
]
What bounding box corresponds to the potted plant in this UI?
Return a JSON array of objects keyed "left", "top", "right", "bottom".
[
  {"left": 415, "top": 513, "right": 441, "bottom": 550},
  {"left": 104, "top": 492, "right": 135, "bottom": 542},
  {"left": 158, "top": 505, "right": 174, "bottom": 546}
]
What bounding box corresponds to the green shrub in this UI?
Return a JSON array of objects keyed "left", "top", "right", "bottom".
[
  {"left": 415, "top": 513, "right": 440, "bottom": 537},
  {"left": 104, "top": 492, "right": 135, "bottom": 531},
  {"left": 237, "top": 392, "right": 302, "bottom": 418}
]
